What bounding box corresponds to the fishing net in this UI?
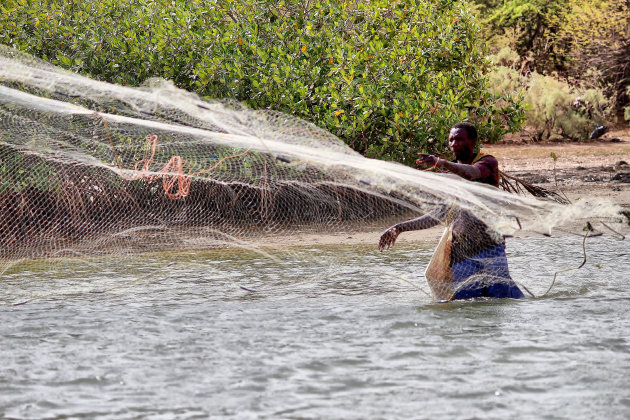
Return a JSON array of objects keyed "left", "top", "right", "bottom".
[{"left": 0, "top": 46, "right": 626, "bottom": 303}]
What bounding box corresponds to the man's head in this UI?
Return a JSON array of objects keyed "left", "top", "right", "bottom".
[{"left": 449, "top": 122, "right": 477, "bottom": 163}]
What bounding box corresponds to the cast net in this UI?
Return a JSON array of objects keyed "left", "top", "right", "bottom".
[{"left": 0, "top": 46, "right": 626, "bottom": 302}]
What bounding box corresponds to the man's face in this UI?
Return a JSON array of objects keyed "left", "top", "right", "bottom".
[{"left": 448, "top": 128, "right": 476, "bottom": 162}]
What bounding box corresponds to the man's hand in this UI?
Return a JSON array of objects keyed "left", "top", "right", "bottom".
[
  {"left": 379, "top": 226, "right": 400, "bottom": 251},
  {"left": 416, "top": 153, "right": 440, "bottom": 167}
]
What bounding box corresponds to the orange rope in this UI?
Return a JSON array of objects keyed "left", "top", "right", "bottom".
[
  {"left": 95, "top": 112, "right": 123, "bottom": 175},
  {"left": 97, "top": 110, "right": 250, "bottom": 200},
  {"left": 132, "top": 134, "right": 160, "bottom": 176},
  {"left": 127, "top": 134, "right": 249, "bottom": 200},
  {"left": 161, "top": 155, "right": 189, "bottom": 199}
]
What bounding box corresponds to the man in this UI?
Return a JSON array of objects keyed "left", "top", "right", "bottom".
[{"left": 379, "top": 122, "right": 524, "bottom": 300}]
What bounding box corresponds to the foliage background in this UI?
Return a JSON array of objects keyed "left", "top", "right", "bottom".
[
  {"left": 488, "top": 47, "right": 612, "bottom": 141},
  {"left": 0, "top": 0, "right": 524, "bottom": 164},
  {"left": 476, "top": 0, "right": 630, "bottom": 120}
]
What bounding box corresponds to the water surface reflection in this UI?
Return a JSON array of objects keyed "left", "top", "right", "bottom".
[{"left": 1, "top": 236, "right": 628, "bottom": 419}]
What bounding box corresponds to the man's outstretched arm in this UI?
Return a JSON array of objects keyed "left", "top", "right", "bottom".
[
  {"left": 417, "top": 154, "right": 481, "bottom": 181},
  {"left": 379, "top": 208, "right": 447, "bottom": 251}
]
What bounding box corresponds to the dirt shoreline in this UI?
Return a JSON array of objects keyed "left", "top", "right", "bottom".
[
  {"left": 485, "top": 128, "right": 630, "bottom": 210},
  {"left": 277, "top": 130, "right": 630, "bottom": 249}
]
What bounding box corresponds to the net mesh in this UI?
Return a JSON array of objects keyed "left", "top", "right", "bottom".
[{"left": 0, "top": 46, "right": 625, "bottom": 302}]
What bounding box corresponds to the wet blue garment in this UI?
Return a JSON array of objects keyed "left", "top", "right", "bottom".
[{"left": 452, "top": 244, "right": 524, "bottom": 299}]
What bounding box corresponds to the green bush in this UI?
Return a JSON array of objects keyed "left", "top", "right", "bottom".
[
  {"left": 524, "top": 73, "right": 574, "bottom": 141},
  {"left": 484, "top": 0, "right": 566, "bottom": 73},
  {"left": 490, "top": 46, "right": 521, "bottom": 69},
  {"left": 488, "top": 58, "right": 612, "bottom": 141},
  {"left": 487, "top": 62, "right": 522, "bottom": 94},
  {"left": 527, "top": 77, "right": 611, "bottom": 141},
  {"left": 474, "top": 0, "right": 629, "bottom": 114},
  {"left": 1, "top": 0, "right": 524, "bottom": 164}
]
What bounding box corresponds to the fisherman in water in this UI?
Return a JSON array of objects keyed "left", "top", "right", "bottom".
[{"left": 379, "top": 122, "right": 524, "bottom": 300}]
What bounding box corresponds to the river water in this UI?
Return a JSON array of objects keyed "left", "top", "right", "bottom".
[{"left": 1, "top": 235, "right": 629, "bottom": 419}]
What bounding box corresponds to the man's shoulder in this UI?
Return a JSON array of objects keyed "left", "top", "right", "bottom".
[
  {"left": 477, "top": 152, "right": 497, "bottom": 161},
  {"left": 475, "top": 153, "right": 498, "bottom": 166},
  {"left": 474, "top": 153, "right": 500, "bottom": 186}
]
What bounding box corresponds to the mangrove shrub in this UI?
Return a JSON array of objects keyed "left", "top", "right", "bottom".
[{"left": 1, "top": 0, "right": 524, "bottom": 163}]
